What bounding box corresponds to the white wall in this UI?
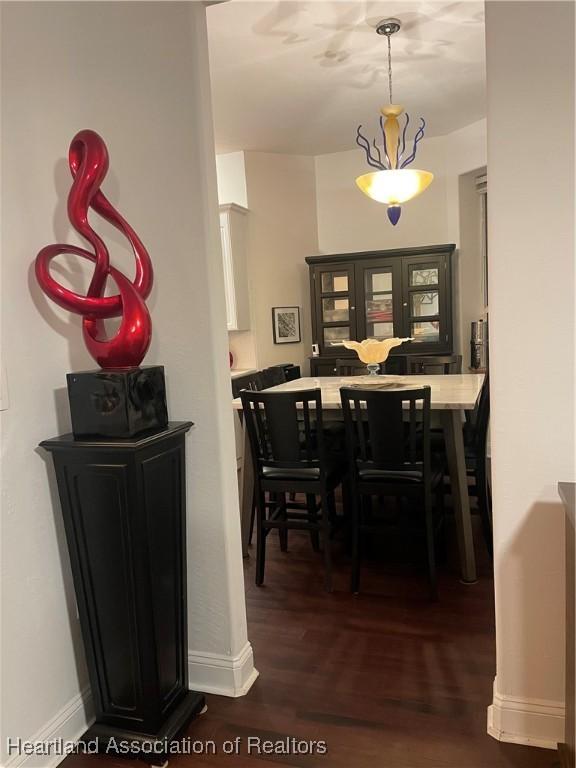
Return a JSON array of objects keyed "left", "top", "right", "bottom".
[
  {"left": 485, "top": 0, "right": 574, "bottom": 749},
  {"left": 457, "top": 167, "right": 487, "bottom": 359},
  {"left": 1, "top": 3, "right": 254, "bottom": 765},
  {"left": 216, "top": 151, "right": 318, "bottom": 374},
  {"left": 243, "top": 152, "right": 317, "bottom": 373},
  {"left": 445, "top": 120, "right": 488, "bottom": 357},
  {"left": 445, "top": 119, "right": 488, "bottom": 240}
]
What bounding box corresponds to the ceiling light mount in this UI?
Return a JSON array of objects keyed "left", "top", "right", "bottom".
[{"left": 376, "top": 18, "right": 401, "bottom": 37}]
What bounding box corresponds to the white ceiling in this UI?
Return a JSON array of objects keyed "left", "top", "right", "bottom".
[{"left": 207, "top": 1, "right": 486, "bottom": 155}]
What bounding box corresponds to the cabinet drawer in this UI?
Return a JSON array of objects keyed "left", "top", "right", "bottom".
[{"left": 310, "top": 358, "right": 340, "bottom": 377}]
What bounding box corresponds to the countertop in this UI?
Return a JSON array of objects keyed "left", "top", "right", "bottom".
[
  {"left": 558, "top": 483, "right": 576, "bottom": 515},
  {"left": 230, "top": 368, "right": 257, "bottom": 380},
  {"left": 560, "top": 482, "right": 575, "bottom": 521}
]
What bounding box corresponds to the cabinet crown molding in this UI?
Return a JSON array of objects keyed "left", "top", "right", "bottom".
[
  {"left": 219, "top": 202, "right": 249, "bottom": 215},
  {"left": 306, "top": 243, "right": 455, "bottom": 266}
]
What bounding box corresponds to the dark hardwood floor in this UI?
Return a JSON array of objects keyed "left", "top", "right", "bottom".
[{"left": 63, "top": 515, "right": 557, "bottom": 768}]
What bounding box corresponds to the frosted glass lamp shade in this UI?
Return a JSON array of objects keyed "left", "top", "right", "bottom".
[{"left": 355, "top": 169, "right": 434, "bottom": 205}]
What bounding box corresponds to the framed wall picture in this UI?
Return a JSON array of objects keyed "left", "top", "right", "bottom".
[{"left": 272, "top": 306, "right": 301, "bottom": 344}]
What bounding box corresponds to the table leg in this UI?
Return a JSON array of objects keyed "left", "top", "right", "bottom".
[
  {"left": 441, "top": 409, "right": 477, "bottom": 583},
  {"left": 238, "top": 414, "right": 254, "bottom": 559}
]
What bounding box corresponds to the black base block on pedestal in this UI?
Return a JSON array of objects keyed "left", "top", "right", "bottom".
[
  {"left": 80, "top": 690, "right": 206, "bottom": 764},
  {"left": 66, "top": 366, "right": 168, "bottom": 439}
]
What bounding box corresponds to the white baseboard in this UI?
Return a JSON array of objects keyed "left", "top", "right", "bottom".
[
  {"left": 188, "top": 641, "right": 258, "bottom": 697},
  {"left": 487, "top": 678, "right": 564, "bottom": 750},
  {"left": 2, "top": 644, "right": 257, "bottom": 768},
  {"left": 3, "top": 687, "right": 94, "bottom": 768}
]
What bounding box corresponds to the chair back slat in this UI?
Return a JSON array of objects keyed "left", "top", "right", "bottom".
[
  {"left": 340, "top": 386, "right": 431, "bottom": 474},
  {"left": 240, "top": 388, "right": 325, "bottom": 474},
  {"left": 302, "top": 399, "right": 313, "bottom": 462},
  {"left": 252, "top": 400, "right": 269, "bottom": 460},
  {"left": 408, "top": 355, "right": 462, "bottom": 375},
  {"left": 264, "top": 394, "right": 301, "bottom": 462},
  {"left": 354, "top": 399, "right": 368, "bottom": 461},
  {"left": 409, "top": 399, "right": 417, "bottom": 463},
  {"left": 365, "top": 393, "right": 406, "bottom": 464}
]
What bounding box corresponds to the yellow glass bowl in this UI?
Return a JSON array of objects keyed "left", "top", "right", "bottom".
[{"left": 356, "top": 169, "right": 434, "bottom": 205}]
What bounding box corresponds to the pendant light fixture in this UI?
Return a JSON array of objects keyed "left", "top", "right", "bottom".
[{"left": 355, "top": 19, "right": 433, "bottom": 225}]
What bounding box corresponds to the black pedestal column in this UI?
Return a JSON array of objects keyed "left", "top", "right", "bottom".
[{"left": 40, "top": 421, "right": 205, "bottom": 759}]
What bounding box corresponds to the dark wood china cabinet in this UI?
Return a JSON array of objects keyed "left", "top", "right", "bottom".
[{"left": 306, "top": 244, "right": 455, "bottom": 375}]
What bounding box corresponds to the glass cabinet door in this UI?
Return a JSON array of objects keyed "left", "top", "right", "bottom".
[
  {"left": 313, "top": 264, "right": 356, "bottom": 353},
  {"left": 356, "top": 261, "right": 402, "bottom": 342},
  {"left": 402, "top": 256, "right": 449, "bottom": 350}
]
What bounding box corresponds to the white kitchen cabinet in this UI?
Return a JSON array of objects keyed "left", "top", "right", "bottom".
[{"left": 219, "top": 203, "right": 250, "bottom": 331}]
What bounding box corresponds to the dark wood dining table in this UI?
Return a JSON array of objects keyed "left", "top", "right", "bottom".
[{"left": 232, "top": 373, "right": 485, "bottom": 583}]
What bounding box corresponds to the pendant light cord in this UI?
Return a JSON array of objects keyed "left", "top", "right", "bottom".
[{"left": 387, "top": 32, "right": 393, "bottom": 104}]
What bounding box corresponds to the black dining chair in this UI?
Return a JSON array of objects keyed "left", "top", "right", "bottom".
[
  {"left": 233, "top": 367, "right": 290, "bottom": 546},
  {"left": 240, "top": 388, "right": 347, "bottom": 591},
  {"left": 340, "top": 386, "right": 444, "bottom": 599},
  {"left": 259, "top": 366, "right": 287, "bottom": 389},
  {"left": 275, "top": 363, "right": 301, "bottom": 381},
  {"left": 232, "top": 371, "right": 263, "bottom": 534},
  {"left": 464, "top": 374, "right": 492, "bottom": 556},
  {"left": 283, "top": 364, "right": 301, "bottom": 381},
  {"left": 408, "top": 355, "right": 462, "bottom": 464},
  {"left": 408, "top": 355, "right": 462, "bottom": 375},
  {"left": 231, "top": 371, "right": 263, "bottom": 399}
]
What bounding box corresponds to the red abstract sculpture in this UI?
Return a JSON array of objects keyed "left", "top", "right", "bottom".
[{"left": 35, "top": 130, "right": 153, "bottom": 369}]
